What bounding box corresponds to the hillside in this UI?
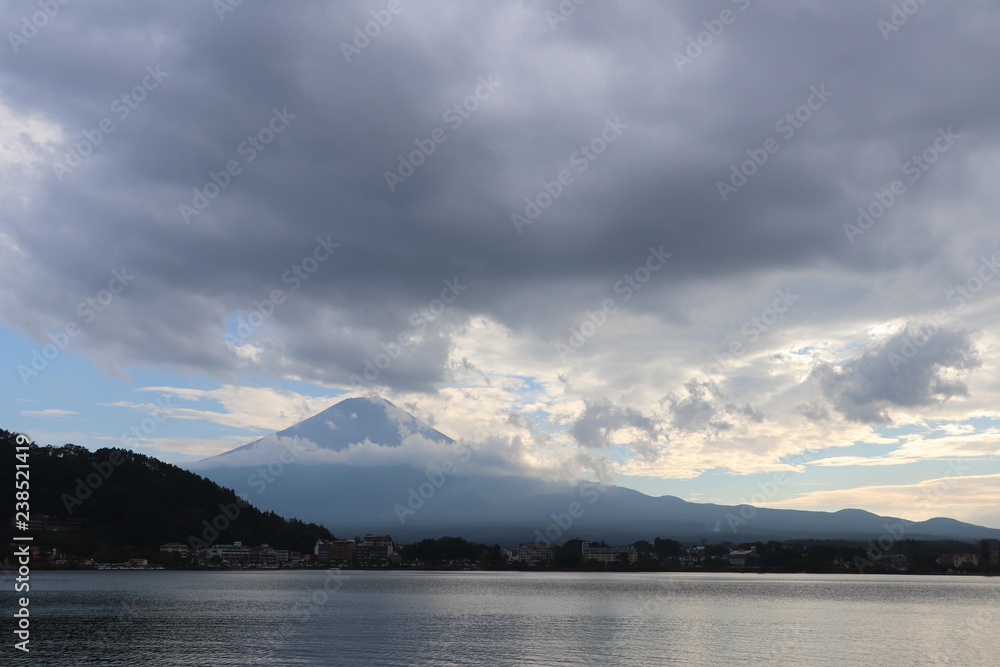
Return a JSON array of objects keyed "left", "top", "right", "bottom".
[
  {"left": 190, "top": 397, "right": 1000, "bottom": 546},
  {"left": 0, "top": 429, "right": 332, "bottom": 564}
]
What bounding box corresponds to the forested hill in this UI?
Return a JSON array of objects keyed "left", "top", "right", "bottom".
[{"left": 1, "top": 429, "right": 332, "bottom": 563}]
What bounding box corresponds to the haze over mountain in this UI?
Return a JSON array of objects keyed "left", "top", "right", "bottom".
[{"left": 189, "top": 397, "right": 1000, "bottom": 545}]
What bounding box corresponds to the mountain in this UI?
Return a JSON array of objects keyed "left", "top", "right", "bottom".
[
  {"left": 0, "top": 429, "right": 332, "bottom": 562},
  {"left": 214, "top": 396, "right": 453, "bottom": 461},
  {"left": 189, "top": 397, "right": 1000, "bottom": 545}
]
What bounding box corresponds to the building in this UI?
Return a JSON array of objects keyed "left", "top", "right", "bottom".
[
  {"left": 314, "top": 539, "right": 333, "bottom": 564},
  {"left": 329, "top": 540, "right": 357, "bottom": 562},
  {"left": 253, "top": 544, "right": 278, "bottom": 565},
  {"left": 515, "top": 542, "right": 556, "bottom": 566},
  {"left": 355, "top": 534, "right": 395, "bottom": 564},
  {"left": 581, "top": 541, "right": 638, "bottom": 564},
  {"left": 728, "top": 547, "right": 758, "bottom": 567},
  {"left": 159, "top": 542, "right": 191, "bottom": 556},
  {"left": 937, "top": 553, "right": 979, "bottom": 568},
  {"left": 201, "top": 541, "right": 253, "bottom": 566}
]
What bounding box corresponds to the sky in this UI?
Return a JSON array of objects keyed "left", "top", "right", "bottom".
[{"left": 2, "top": 0, "right": 999, "bottom": 529}]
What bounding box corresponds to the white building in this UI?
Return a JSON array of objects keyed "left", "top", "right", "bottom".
[
  {"left": 581, "top": 542, "right": 638, "bottom": 564},
  {"left": 515, "top": 542, "right": 556, "bottom": 566},
  {"left": 728, "top": 547, "right": 758, "bottom": 567}
]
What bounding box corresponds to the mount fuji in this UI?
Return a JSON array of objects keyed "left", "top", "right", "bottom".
[
  {"left": 205, "top": 396, "right": 454, "bottom": 459},
  {"left": 187, "top": 397, "right": 1000, "bottom": 545}
]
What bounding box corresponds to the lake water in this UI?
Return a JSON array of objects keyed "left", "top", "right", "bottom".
[{"left": 17, "top": 570, "right": 1000, "bottom": 665}]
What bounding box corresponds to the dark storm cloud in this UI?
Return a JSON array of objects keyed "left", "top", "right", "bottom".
[
  {"left": 3, "top": 0, "right": 1000, "bottom": 390},
  {"left": 810, "top": 324, "right": 982, "bottom": 425},
  {"left": 569, "top": 398, "right": 660, "bottom": 450},
  {"left": 662, "top": 378, "right": 763, "bottom": 435},
  {"left": 797, "top": 400, "right": 831, "bottom": 424}
]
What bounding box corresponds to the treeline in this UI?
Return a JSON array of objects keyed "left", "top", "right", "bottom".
[
  {"left": 391, "top": 536, "right": 999, "bottom": 574},
  {"left": 396, "top": 537, "right": 627, "bottom": 568},
  {"left": 0, "top": 429, "right": 332, "bottom": 563},
  {"left": 400, "top": 537, "right": 504, "bottom": 567},
  {"left": 582, "top": 538, "right": 998, "bottom": 574},
  {"left": 744, "top": 538, "right": 1000, "bottom": 574}
]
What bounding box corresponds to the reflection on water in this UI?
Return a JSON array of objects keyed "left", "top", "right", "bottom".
[{"left": 19, "top": 571, "right": 1000, "bottom": 665}]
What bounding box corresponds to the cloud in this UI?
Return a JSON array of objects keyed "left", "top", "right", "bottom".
[
  {"left": 20, "top": 409, "right": 77, "bottom": 418},
  {"left": 116, "top": 385, "right": 341, "bottom": 432},
  {"left": 190, "top": 430, "right": 569, "bottom": 483},
  {"left": 810, "top": 324, "right": 981, "bottom": 424},
  {"left": 101, "top": 435, "right": 251, "bottom": 460},
  {"left": 662, "top": 379, "right": 764, "bottom": 435},
  {"left": 570, "top": 398, "right": 661, "bottom": 451},
  {"left": 765, "top": 473, "right": 1000, "bottom": 523},
  {"left": 2, "top": 0, "right": 996, "bottom": 396},
  {"left": 3, "top": 0, "right": 1000, "bottom": 525},
  {"left": 797, "top": 400, "right": 830, "bottom": 423}
]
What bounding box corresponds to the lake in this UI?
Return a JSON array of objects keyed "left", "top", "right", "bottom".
[{"left": 17, "top": 570, "right": 1000, "bottom": 665}]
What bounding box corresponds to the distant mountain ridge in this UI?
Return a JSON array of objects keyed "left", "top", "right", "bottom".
[{"left": 189, "top": 397, "right": 1000, "bottom": 545}]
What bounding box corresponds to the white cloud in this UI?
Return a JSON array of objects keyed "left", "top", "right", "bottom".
[
  {"left": 118, "top": 384, "right": 342, "bottom": 432},
  {"left": 764, "top": 473, "right": 1000, "bottom": 523},
  {"left": 20, "top": 408, "right": 78, "bottom": 418}
]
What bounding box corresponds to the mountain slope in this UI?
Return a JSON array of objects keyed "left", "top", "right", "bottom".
[
  {"left": 194, "top": 397, "right": 453, "bottom": 469},
  {"left": 0, "top": 429, "right": 332, "bottom": 562},
  {"left": 189, "top": 398, "right": 1000, "bottom": 545}
]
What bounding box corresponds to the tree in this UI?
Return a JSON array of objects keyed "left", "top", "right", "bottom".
[
  {"left": 652, "top": 537, "right": 682, "bottom": 559},
  {"left": 631, "top": 540, "right": 653, "bottom": 553},
  {"left": 555, "top": 539, "right": 583, "bottom": 567}
]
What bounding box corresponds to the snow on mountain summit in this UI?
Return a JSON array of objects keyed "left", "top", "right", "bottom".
[{"left": 193, "top": 396, "right": 454, "bottom": 468}]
